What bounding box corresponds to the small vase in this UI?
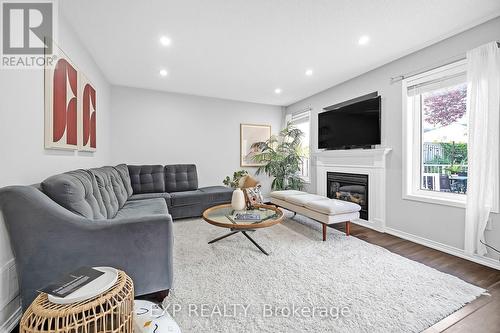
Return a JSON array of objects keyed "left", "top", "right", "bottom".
[{"left": 231, "top": 188, "right": 246, "bottom": 211}]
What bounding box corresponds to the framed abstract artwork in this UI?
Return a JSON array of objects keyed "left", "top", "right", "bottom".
[
  {"left": 44, "top": 44, "right": 78, "bottom": 150},
  {"left": 44, "top": 42, "right": 97, "bottom": 151},
  {"left": 78, "top": 73, "right": 97, "bottom": 151},
  {"left": 240, "top": 124, "right": 271, "bottom": 167}
]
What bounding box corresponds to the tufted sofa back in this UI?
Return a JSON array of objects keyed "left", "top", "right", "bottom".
[
  {"left": 41, "top": 164, "right": 132, "bottom": 219},
  {"left": 89, "top": 166, "right": 129, "bottom": 218},
  {"left": 41, "top": 163, "right": 200, "bottom": 219},
  {"left": 42, "top": 169, "right": 106, "bottom": 219},
  {"left": 127, "top": 164, "right": 199, "bottom": 194},
  {"left": 128, "top": 165, "right": 165, "bottom": 194},
  {"left": 164, "top": 164, "right": 198, "bottom": 192}
]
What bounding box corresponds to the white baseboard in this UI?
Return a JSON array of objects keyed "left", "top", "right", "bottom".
[
  {"left": 384, "top": 226, "right": 500, "bottom": 271},
  {"left": 0, "top": 306, "right": 21, "bottom": 333},
  {"left": 351, "top": 218, "right": 385, "bottom": 232}
]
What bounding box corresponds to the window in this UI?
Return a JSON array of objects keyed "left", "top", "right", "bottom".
[
  {"left": 289, "top": 110, "right": 311, "bottom": 181},
  {"left": 402, "top": 60, "right": 468, "bottom": 207}
]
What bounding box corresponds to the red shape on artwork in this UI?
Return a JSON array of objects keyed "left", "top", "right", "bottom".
[
  {"left": 52, "top": 59, "right": 77, "bottom": 145},
  {"left": 53, "top": 61, "right": 66, "bottom": 142},
  {"left": 82, "top": 83, "right": 96, "bottom": 148},
  {"left": 90, "top": 112, "right": 96, "bottom": 148},
  {"left": 66, "top": 98, "right": 77, "bottom": 145},
  {"left": 83, "top": 85, "right": 90, "bottom": 145}
]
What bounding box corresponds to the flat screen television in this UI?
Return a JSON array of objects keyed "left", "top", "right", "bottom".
[{"left": 318, "top": 96, "right": 381, "bottom": 150}]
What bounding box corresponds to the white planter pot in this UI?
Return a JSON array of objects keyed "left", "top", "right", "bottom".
[{"left": 231, "top": 188, "right": 246, "bottom": 210}]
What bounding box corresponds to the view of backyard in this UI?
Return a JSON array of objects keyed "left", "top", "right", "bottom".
[{"left": 421, "top": 83, "right": 468, "bottom": 194}]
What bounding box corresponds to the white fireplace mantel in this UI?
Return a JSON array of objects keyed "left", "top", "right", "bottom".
[
  {"left": 313, "top": 148, "right": 392, "bottom": 169},
  {"left": 314, "top": 148, "right": 392, "bottom": 231}
]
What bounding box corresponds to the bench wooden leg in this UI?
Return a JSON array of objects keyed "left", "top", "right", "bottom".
[
  {"left": 346, "top": 221, "right": 350, "bottom": 236},
  {"left": 322, "top": 223, "right": 327, "bottom": 241}
]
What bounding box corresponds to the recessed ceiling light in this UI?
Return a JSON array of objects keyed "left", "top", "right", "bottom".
[
  {"left": 159, "top": 36, "right": 172, "bottom": 46},
  {"left": 305, "top": 69, "right": 313, "bottom": 76},
  {"left": 358, "top": 35, "right": 370, "bottom": 46},
  {"left": 274, "top": 88, "right": 282, "bottom": 94},
  {"left": 159, "top": 69, "right": 168, "bottom": 77}
]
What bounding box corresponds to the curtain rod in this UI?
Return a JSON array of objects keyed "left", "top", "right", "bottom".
[
  {"left": 390, "top": 54, "right": 465, "bottom": 84},
  {"left": 391, "top": 41, "right": 500, "bottom": 84},
  {"left": 291, "top": 106, "right": 312, "bottom": 115}
]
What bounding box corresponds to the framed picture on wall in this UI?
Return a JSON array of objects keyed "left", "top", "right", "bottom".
[
  {"left": 44, "top": 43, "right": 79, "bottom": 150},
  {"left": 45, "top": 41, "right": 97, "bottom": 151},
  {"left": 78, "top": 72, "right": 97, "bottom": 151},
  {"left": 240, "top": 124, "right": 271, "bottom": 167}
]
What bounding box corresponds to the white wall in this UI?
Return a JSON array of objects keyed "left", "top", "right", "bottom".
[
  {"left": 110, "top": 86, "right": 283, "bottom": 195},
  {"left": 0, "top": 19, "right": 112, "bottom": 187},
  {"left": 285, "top": 17, "right": 500, "bottom": 261},
  {"left": 0, "top": 15, "right": 112, "bottom": 330}
]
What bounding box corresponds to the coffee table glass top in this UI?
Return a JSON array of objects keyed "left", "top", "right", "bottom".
[{"left": 203, "top": 204, "right": 284, "bottom": 229}]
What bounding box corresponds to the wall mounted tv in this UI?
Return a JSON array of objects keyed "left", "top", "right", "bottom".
[{"left": 318, "top": 94, "right": 381, "bottom": 150}]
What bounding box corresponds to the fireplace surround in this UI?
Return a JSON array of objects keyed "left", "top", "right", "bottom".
[{"left": 315, "top": 148, "right": 391, "bottom": 230}]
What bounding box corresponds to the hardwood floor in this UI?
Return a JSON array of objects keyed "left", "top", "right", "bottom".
[
  {"left": 331, "top": 222, "right": 500, "bottom": 333},
  {"left": 10, "top": 223, "right": 500, "bottom": 332}
]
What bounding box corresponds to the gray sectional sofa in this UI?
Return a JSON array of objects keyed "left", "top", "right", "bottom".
[
  {"left": 0, "top": 163, "right": 232, "bottom": 310},
  {"left": 127, "top": 164, "right": 233, "bottom": 219}
]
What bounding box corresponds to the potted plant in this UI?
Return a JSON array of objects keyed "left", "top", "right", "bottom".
[
  {"left": 252, "top": 123, "right": 306, "bottom": 190},
  {"left": 445, "top": 164, "right": 462, "bottom": 176},
  {"left": 223, "top": 170, "right": 248, "bottom": 188}
]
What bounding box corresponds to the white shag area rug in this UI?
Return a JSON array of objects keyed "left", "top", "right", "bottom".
[{"left": 163, "top": 214, "right": 485, "bottom": 333}]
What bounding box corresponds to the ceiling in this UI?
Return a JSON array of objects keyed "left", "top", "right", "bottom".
[{"left": 61, "top": 0, "right": 500, "bottom": 106}]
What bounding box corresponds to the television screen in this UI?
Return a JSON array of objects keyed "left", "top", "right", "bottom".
[{"left": 318, "top": 96, "right": 381, "bottom": 149}]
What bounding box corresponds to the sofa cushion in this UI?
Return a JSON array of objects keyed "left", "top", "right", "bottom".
[
  {"left": 114, "top": 198, "right": 168, "bottom": 219},
  {"left": 305, "top": 199, "right": 361, "bottom": 215},
  {"left": 199, "top": 186, "right": 233, "bottom": 203},
  {"left": 170, "top": 190, "right": 204, "bottom": 207},
  {"left": 90, "top": 166, "right": 130, "bottom": 218},
  {"left": 128, "top": 165, "right": 165, "bottom": 194},
  {"left": 164, "top": 164, "right": 198, "bottom": 193},
  {"left": 114, "top": 164, "right": 133, "bottom": 196},
  {"left": 170, "top": 186, "right": 232, "bottom": 207},
  {"left": 285, "top": 194, "right": 329, "bottom": 207},
  {"left": 129, "top": 192, "right": 172, "bottom": 206},
  {"left": 41, "top": 169, "right": 107, "bottom": 219}
]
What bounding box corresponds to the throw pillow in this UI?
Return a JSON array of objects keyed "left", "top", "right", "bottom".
[
  {"left": 242, "top": 175, "right": 259, "bottom": 188},
  {"left": 244, "top": 185, "right": 264, "bottom": 208}
]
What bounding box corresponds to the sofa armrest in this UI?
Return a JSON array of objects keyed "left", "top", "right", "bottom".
[{"left": 0, "top": 186, "right": 173, "bottom": 309}]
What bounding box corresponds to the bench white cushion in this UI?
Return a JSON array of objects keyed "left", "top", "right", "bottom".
[
  {"left": 285, "top": 194, "right": 328, "bottom": 207},
  {"left": 269, "top": 190, "right": 307, "bottom": 200},
  {"left": 270, "top": 190, "right": 361, "bottom": 221},
  {"left": 305, "top": 199, "right": 361, "bottom": 215},
  {"left": 271, "top": 197, "right": 360, "bottom": 225}
]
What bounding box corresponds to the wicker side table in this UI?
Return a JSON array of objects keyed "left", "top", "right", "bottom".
[{"left": 20, "top": 270, "right": 134, "bottom": 333}]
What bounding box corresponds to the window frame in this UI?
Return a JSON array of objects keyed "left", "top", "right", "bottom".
[
  {"left": 289, "top": 109, "right": 311, "bottom": 183},
  {"left": 402, "top": 59, "right": 468, "bottom": 208}
]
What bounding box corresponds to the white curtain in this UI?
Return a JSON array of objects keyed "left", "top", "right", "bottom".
[{"left": 464, "top": 42, "right": 500, "bottom": 255}]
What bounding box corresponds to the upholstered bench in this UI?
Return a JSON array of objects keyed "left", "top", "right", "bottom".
[{"left": 270, "top": 190, "right": 361, "bottom": 241}]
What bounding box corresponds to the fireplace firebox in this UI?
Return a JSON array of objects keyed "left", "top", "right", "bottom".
[{"left": 327, "top": 172, "right": 368, "bottom": 220}]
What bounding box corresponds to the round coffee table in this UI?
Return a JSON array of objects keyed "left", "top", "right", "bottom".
[{"left": 202, "top": 203, "right": 284, "bottom": 255}]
